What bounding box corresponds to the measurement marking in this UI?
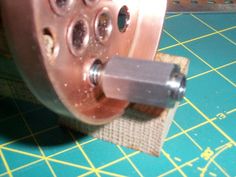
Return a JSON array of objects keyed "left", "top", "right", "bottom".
[
  {"left": 68, "top": 130, "right": 101, "bottom": 177},
  {"left": 0, "top": 143, "right": 99, "bottom": 176},
  {"left": 215, "top": 143, "right": 230, "bottom": 152},
  {"left": 0, "top": 141, "right": 140, "bottom": 177},
  {"left": 213, "top": 160, "right": 230, "bottom": 177},
  {"left": 0, "top": 139, "right": 97, "bottom": 176},
  {"left": 188, "top": 61, "right": 236, "bottom": 81},
  {"left": 0, "top": 106, "right": 43, "bottom": 124},
  {"left": 198, "top": 167, "right": 204, "bottom": 172},
  {"left": 165, "top": 13, "right": 182, "bottom": 20},
  {"left": 0, "top": 145, "right": 124, "bottom": 177},
  {"left": 1, "top": 125, "right": 59, "bottom": 147},
  {"left": 186, "top": 162, "right": 193, "bottom": 167},
  {"left": 162, "top": 150, "right": 187, "bottom": 177},
  {"left": 209, "top": 172, "right": 217, "bottom": 177},
  {"left": 174, "top": 157, "right": 182, "bottom": 162},
  {"left": 0, "top": 129, "right": 97, "bottom": 176},
  {"left": 201, "top": 147, "right": 214, "bottom": 161},
  {"left": 226, "top": 108, "right": 236, "bottom": 115},
  {"left": 1, "top": 19, "right": 236, "bottom": 177},
  {"left": 216, "top": 113, "right": 227, "bottom": 120},
  {"left": 0, "top": 149, "right": 12, "bottom": 177},
  {"left": 80, "top": 151, "right": 140, "bottom": 177},
  {"left": 80, "top": 138, "right": 97, "bottom": 146},
  {"left": 0, "top": 159, "right": 44, "bottom": 177},
  {"left": 117, "top": 146, "right": 143, "bottom": 177},
  {"left": 48, "top": 158, "right": 91, "bottom": 171},
  {"left": 1, "top": 146, "right": 92, "bottom": 171},
  {"left": 98, "top": 151, "right": 140, "bottom": 170},
  {"left": 173, "top": 120, "right": 203, "bottom": 151},
  {"left": 159, "top": 26, "right": 236, "bottom": 52},
  {"left": 165, "top": 117, "right": 217, "bottom": 142},
  {"left": 184, "top": 97, "right": 236, "bottom": 147},
  {"left": 200, "top": 141, "right": 233, "bottom": 177},
  {"left": 2, "top": 146, "right": 41, "bottom": 158},
  {"left": 98, "top": 171, "right": 127, "bottom": 177},
  {"left": 215, "top": 142, "right": 233, "bottom": 152},
  {"left": 159, "top": 157, "right": 199, "bottom": 177},
  {"left": 164, "top": 30, "right": 236, "bottom": 89},
  {"left": 3, "top": 83, "right": 57, "bottom": 177},
  {"left": 191, "top": 14, "right": 236, "bottom": 47},
  {"left": 179, "top": 102, "right": 188, "bottom": 107},
  {"left": 188, "top": 70, "right": 214, "bottom": 80}
]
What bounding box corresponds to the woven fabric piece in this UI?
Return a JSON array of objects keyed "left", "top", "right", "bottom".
[{"left": 60, "top": 53, "right": 189, "bottom": 156}]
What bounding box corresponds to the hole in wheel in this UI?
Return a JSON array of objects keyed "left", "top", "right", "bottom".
[
  {"left": 68, "top": 18, "right": 90, "bottom": 56},
  {"left": 72, "top": 20, "right": 88, "bottom": 50},
  {"left": 95, "top": 9, "right": 113, "bottom": 43},
  {"left": 118, "top": 6, "right": 130, "bottom": 33},
  {"left": 50, "top": 0, "right": 74, "bottom": 15},
  {"left": 43, "top": 28, "right": 56, "bottom": 57},
  {"left": 83, "top": 0, "right": 99, "bottom": 6},
  {"left": 56, "top": 0, "right": 68, "bottom": 7}
]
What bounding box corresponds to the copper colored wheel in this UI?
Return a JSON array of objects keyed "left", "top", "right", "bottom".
[{"left": 1, "top": 0, "right": 167, "bottom": 125}]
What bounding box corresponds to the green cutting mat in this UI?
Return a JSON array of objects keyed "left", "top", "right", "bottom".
[{"left": 0, "top": 13, "right": 236, "bottom": 177}]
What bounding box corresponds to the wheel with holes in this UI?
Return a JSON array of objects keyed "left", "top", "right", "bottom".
[{"left": 1, "top": 0, "right": 167, "bottom": 125}]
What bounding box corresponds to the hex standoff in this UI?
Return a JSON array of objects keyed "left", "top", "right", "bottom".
[{"left": 89, "top": 56, "right": 186, "bottom": 108}]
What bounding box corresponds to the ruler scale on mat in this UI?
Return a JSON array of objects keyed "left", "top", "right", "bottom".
[{"left": 167, "top": 0, "right": 236, "bottom": 13}]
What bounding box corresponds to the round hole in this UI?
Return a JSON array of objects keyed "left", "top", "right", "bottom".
[
  {"left": 191, "top": 0, "right": 198, "bottom": 4},
  {"left": 72, "top": 20, "right": 88, "bottom": 50},
  {"left": 95, "top": 9, "right": 113, "bottom": 43},
  {"left": 83, "top": 0, "right": 99, "bottom": 6},
  {"left": 118, "top": 6, "right": 130, "bottom": 33},
  {"left": 50, "top": 0, "right": 74, "bottom": 15},
  {"left": 56, "top": 0, "right": 69, "bottom": 7},
  {"left": 68, "top": 18, "right": 90, "bottom": 56},
  {"left": 43, "top": 28, "right": 58, "bottom": 58}
]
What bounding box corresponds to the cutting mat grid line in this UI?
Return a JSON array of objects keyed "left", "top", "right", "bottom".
[{"left": 0, "top": 13, "right": 236, "bottom": 177}]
